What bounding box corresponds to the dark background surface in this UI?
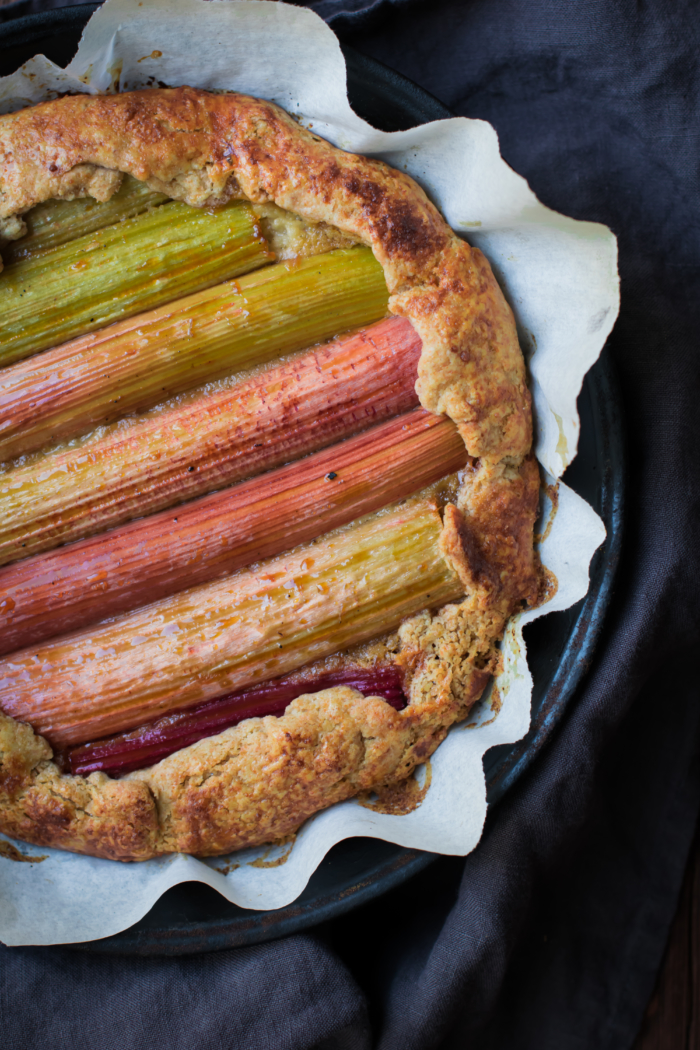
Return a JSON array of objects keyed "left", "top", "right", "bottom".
[{"left": 1, "top": 1, "right": 699, "bottom": 1048}]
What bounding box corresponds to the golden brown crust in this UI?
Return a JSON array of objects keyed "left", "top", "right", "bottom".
[
  {"left": 0, "top": 87, "right": 529, "bottom": 459},
  {"left": 0, "top": 712, "right": 158, "bottom": 860},
  {"left": 0, "top": 87, "right": 540, "bottom": 861}
]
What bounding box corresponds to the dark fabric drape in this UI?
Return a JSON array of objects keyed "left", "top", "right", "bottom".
[{"left": 1, "top": 2, "right": 699, "bottom": 1047}]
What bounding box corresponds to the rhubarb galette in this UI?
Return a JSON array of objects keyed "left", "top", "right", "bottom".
[{"left": 0, "top": 87, "right": 539, "bottom": 860}]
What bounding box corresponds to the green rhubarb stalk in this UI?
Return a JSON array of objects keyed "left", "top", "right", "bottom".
[
  {"left": 0, "top": 248, "right": 389, "bottom": 462},
  {"left": 0, "top": 494, "right": 463, "bottom": 748},
  {"left": 2, "top": 174, "right": 169, "bottom": 264},
  {"left": 0, "top": 198, "right": 273, "bottom": 368}
]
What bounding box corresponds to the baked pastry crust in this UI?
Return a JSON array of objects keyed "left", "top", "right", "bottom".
[{"left": 0, "top": 87, "right": 539, "bottom": 861}]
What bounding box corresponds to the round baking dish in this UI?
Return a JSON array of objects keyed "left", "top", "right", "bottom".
[{"left": 0, "top": 5, "right": 625, "bottom": 955}]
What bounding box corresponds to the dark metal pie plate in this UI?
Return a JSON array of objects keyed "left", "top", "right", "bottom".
[{"left": 0, "top": 5, "right": 625, "bottom": 955}]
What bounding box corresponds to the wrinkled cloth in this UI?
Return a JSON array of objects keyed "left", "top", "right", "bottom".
[{"left": 1, "top": 1, "right": 700, "bottom": 1048}]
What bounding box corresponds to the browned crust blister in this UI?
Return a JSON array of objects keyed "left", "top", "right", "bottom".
[{"left": 0, "top": 88, "right": 539, "bottom": 861}]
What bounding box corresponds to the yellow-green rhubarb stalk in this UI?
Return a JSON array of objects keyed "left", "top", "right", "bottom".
[
  {"left": 0, "top": 198, "right": 273, "bottom": 368},
  {"left": 2, "top": 174, "right": 169, "bottom": 264}
]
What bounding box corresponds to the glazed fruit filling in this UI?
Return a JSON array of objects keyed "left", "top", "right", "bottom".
[{"left": 0, "top": 184, "right": 467, "bottom": 775}]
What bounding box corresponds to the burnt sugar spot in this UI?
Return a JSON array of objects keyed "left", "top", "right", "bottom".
[
  {"left": 0, "top": 839, "right": 47, "bottom": 863},
  {"left": 450, "top": 344, "right": 472, "bottom": 364},
  {"left": 452, "top": 506, "right": 496, "bottom": 587},
  {"left": 375, "top": 198, "right": 445, "bottom": 258},
  {"left": 334, "top": 169, "right": 446, "bottom": 258},
  {"left": 358, "top": 761, "right": 432, "bottom": 815}
]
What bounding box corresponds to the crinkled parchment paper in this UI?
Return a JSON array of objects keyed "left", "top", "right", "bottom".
[{"left": 0, "top": 0, "right": 618, "bottom": 946}]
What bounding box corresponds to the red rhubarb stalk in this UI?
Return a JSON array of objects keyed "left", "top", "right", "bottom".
[{"left": 66, "top": 666, "right": 406, "bottom": 777}]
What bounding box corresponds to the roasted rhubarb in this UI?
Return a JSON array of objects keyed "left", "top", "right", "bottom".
[
  {"left": 2, "top": 174, "right": 168, "bottom": 264},
  {"left": 0, "top": 407, "right": 464, "bottom": 653},
  {"left": 0, "top": 247, "right": 389, "bottom": 462},
  {"left": 66, "top": 666, "right": 407, "bottom": 777},
  {"left": 0, "top": 494, "right": 464, "bottom": 748},
  {"left": 0, "top": 316, "right": 422, "bottom": 566},
  {"left": 0, "top": 198, "right": 274, "bottom": 369}
]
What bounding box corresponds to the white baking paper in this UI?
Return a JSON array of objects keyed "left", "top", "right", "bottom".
[{"left": 0, "top": 0, "right": 617, "bottom": 946}]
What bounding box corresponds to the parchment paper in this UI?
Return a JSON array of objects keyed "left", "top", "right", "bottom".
[{"left": 0, "top": 0, "right": 618, "bottom": 946}]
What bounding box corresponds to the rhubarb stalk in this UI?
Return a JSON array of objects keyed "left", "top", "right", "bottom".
[
  {"left": 0, "top": 407, "right": 464, "bottom": 654},
  {"left": 0, "top": 495, "right": 463, "bottom": 748},
  {"left": 0, "top": 316, "right": 421, "bottom": 566},
  {"left": 2, "top": 174, "right": 168, "bottom": 264},
  {"left": 0, "top": 248, "right": 389, "bottom": 462},
  {"left": 66, "top": 666, "right": 407, "bottom": 777},
  {"left": 0, "top": 199, "right": 273, "bottom": 368}
]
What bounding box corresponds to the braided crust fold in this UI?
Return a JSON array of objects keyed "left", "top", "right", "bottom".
[{"left": 0, "top": 88, "right": 539, "bottom": 860}]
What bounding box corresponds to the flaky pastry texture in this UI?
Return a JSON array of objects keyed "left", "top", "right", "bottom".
[{"left": 0, "top": 88, "right": 539, "bottom": 860}]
